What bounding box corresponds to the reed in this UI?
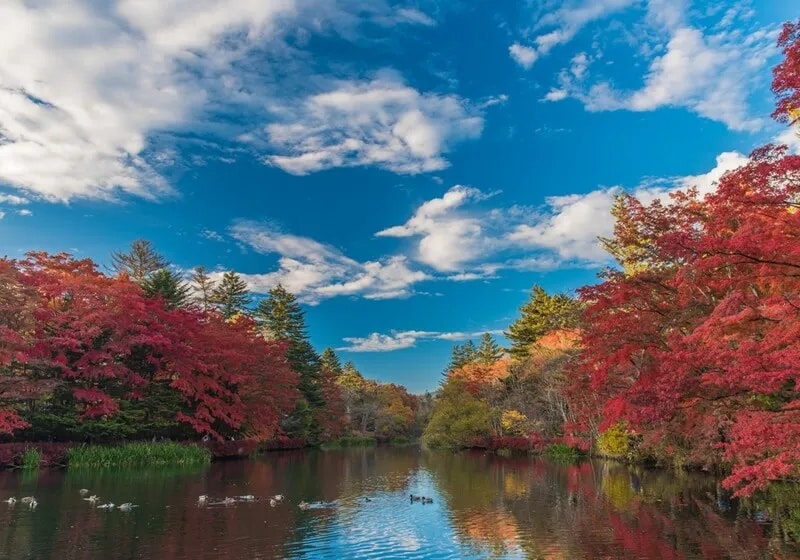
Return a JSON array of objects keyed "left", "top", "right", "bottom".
[
  {"left": 67, "top": 442, "right": 211, "bottom": 469},
  {"left": 20, "top": 448, "right": 41, "bottom": 470}
]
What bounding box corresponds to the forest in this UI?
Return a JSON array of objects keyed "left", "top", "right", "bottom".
[
  {"left": 0, "top": 21, "right": 799, "bottom": 501},
  {"left": 423, "top": 20, "right": 800, "bottom": 499}
]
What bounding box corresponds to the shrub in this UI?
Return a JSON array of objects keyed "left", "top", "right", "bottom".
[
  {"left": 322, "top": 435, "right": 376, "bottom": 449},
  {"left": 545, "top": 443, "right": 583, "bottom": 462},
  {"left": 597, "top": 422, "right": 630, "bottom": 458},
  {"left": 21, "top": 448, "right": 41, "bottom": 470}
]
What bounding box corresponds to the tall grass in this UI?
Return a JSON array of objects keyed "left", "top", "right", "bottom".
[
  {"left": 67, "top": 442, "right": 211, "bottom": 469},
  {"left": 21, "top": 448, "right": 41, "bottom": 470}
]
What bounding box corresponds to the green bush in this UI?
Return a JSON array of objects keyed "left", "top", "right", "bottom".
[
  {"left": 390, "top": 436, "right": 415, "bottom": 446},
  {"left": 67, "top": 442, "right": 211, "bottom": 469},
  {"left": 544, "top": 443, "right": 582, "bottom": 462}
]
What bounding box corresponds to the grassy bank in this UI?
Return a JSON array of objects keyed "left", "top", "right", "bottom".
[
  {"left": 67, "top": 442, "right": 211, "bottom": 469},
  {"left": 321, "top": 436, "right": 377, "bottom": 449}
]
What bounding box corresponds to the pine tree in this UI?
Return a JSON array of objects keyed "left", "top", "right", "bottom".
[
  {"left": 255, "top": 284, "right": 324, "bottom": 441},
  {"left": 476, "top": 332, "right": 503, "bottom": 364},
  {"left": 320, "top": 348, "right": 343, "bottom": 376},
  {"left": 445, "top": 340, "right": 478, "bottom": 372},
  {"left": 190, "top": 266, "right": 216, "bottom": 311},
  {"left": 111, "top": 240, "right": 167, "bottom": 284},
  {"left": 211, "top": 271, "right": 251, "bottom": 319},
  {"left": 141, "top": 268, "right": 192, "bottom": 309},
  {"left": 505, "top": 285, "right": 582, "bottom": 359}
]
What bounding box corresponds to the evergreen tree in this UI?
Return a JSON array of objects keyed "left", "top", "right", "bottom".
[
  {"left": 111, "top": 239, "right": 167, "bottom": 284},
  {"left": 505, "top": 285, "right": 582, "bottom": 359},
  {"left": 445, "top": 340, "right": 478, "bottom": 373},
  {"left": 141, "top": 268, "right": 192, "bottom": 309},
  {"left": 255, "top": 284, "right": 324, "bottom": 441},
  {"left": 211, "top": 271, "right": 251, "bottom": 319},
  {"left": 190, "top": 266, "right": 216, "bottom": 311},
  {"left": 320, "top": 348, "right": 343, "bottom": 376},
  {"left": 476, "top": 332, "right": 503, "bottom": 364}
]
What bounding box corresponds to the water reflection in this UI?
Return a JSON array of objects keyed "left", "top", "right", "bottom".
[{"left": 0, "top": 448, "right": 796, "bottom": 559}]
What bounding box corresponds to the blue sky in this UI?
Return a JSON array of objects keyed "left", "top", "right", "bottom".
[{"left": 0, "top": 0, "right": 798, "bottom": 393}]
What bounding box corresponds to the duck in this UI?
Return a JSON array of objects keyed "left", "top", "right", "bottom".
[
  {"left": 3, "top": 498, "right": 16, "bottom": 505},
  {"left": 238, "top": 495, "right": 255, "bottom": 502},
  {"left": 364, "top": 497, "right": 373, "bottom": 503},
  {"left": 20, "top": 496, "right": 35, "bottom": 504},
  {"left": 422, "top": 497, "right": 434, "bottom": 504},
  {"left": 272, "top": 494, "right": 284, "bottom": 502},
  {"left": 97, "top": 503, "right": 115, "bottom": 509},
  {"left": 269, "top": 498, "right": 277, "bottom": 507},
  {"left": 197, "top": 495, "right": 208, "bottom": 505},
  {"left": 79, "top": 489, "right": 90, "bottom": 496},
  {"left": 409, "top": 494, "right": 422, "bottom": 502},
  {"left": 84, "top": 495, "right": 100, "bottom": 504},
  {"left": 118, "top": 503, "right": 138, "bottom": 511},
  {"left": 298, "top": 501, "right": 310, "bottom": 510},
  {"left": 28, "top": 499, "right": 38, "bottom": 509},
  {"left": 222, "top": 497, "right": 236, "bottom": 506}
]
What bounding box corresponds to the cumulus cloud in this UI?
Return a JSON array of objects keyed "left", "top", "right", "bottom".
[
  {"left": 227, "top": 221, "right": 428, "bottom": 304},
  {"left": 264, "top": 76, "right": 483, "bottom": 175},
  {"left": 338, "top": 329, "right": 504, "bottom": 352},
  {"left": 376, "top": 185, "right": 497, "bottom": 271},
  {"left": 509, "top": 43, "right": 537, "bottom": 69},
  {"left": 0, "top": 0, "right": 440, "bottom": 201}
]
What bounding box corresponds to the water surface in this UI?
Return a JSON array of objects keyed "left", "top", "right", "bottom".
[{"left": 0, "top": 447, "right": 797, "bottom": 559}]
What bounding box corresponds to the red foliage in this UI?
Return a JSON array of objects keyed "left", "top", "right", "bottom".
[
  {"left": 572, "top": 145, "right": 800, "bottom": 495},
  {"left": 772, "top": 20, "right": 800, "bottom": 123},
  {"left": 0, "top": 442, "right": 73, "bottom": 468},
  {"left": 472, "top": 435, "right": 546, "bottom": 453},
  {"left": 0, "top": 252, "right": 301, "bottom": 441},
  {"left": 314, "top": 367, "right": 347, "bottom": 440}
]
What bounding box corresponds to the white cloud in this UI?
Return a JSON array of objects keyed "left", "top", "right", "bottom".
[
  {"left": 0, "top": 0, "right": 440, "bottom": 201},
  {"left": 227, "top": 221, "right": 428, "bottom": 304},
  {"left": 0, "top": 194, "right": 29, "bottom": 205},
  {"left": 376, "top": 185, "right": 496, "bottom": 271},
  {"left": 776, "top": 128, "right": 800, "bottom": 154},
  {"left": 338, "top": 329, "right": 504, "bottom": 352},
  {"left": 509, "top": 0, "right": 636, "bottom": 68},
  {"left": 543, "top": 89, "right": 568, "bottom": 102},
  {"left": 544, "top": 3, "right": 775, "bottom": 131},
  {"left": 17, "top": 209, "right": 32, "bottom": 217},
  {"left": 0, "top": 211, "right": 5, "bottom": 220},
  {"left": 264, "top": 76, "right": 483, "bottom": 175},
  {"left": 509, "top": 43, "right": 537, "bottom": 69},
  {"left": 200, "top": 229, "right": 225, "bottom": 242}
]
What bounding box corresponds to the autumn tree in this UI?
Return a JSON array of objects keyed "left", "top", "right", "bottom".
[
  {"left": 211, "top": 271, "right": 251, "bottom": 319},
  {"left": 190, "top": 266, "right": 216, "bottom": 311},
  {"left": 111, "top": 239, "right": 167, "bottom": 284},
  {"left": 141, "top": 268, "right": 192, "bottom": 309},
  {"left": 505, "top": 285, "right": 582, "bottom": 359},
  {"left": 772, "top": 20, "right": 800, "bottom": 123},
  {"left": 320, "top": 348, "right": 343, "bottom": 376},
  {"left": 423, "top": 379, "right": 492, "bottom": 449}
]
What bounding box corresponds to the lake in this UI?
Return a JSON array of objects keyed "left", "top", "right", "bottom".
[{"left": 0, "top": 447, "right": 797, "bottom": 559}]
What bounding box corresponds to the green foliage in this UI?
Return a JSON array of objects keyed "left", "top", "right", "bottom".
[
  {"left": 446, "top": 340, "right": 478, "bottom": 372},
  {"left": 476, "top": 332, "right": 504, "bottom": 364},
  {"left": 423, "top": 380, "right": 492, "bottom": 449},
  {"left": 597, "top": 422, "right": 631, "bottom": 458},
  {"left": 21, "top": 448, "right": 41, "bottom": 470},
  {"left": 141, "top": 268, "right": 192, "bottom": 308},
  {"left": 111, "top": 239, "right": 168, "bottom": 284},
  {"left": 390, "top": 436, "right": 414, "bottom": 446},
  {"left": 544, "top": 443, "right": 582, "bottom": 462},
  {"left": 505, "top": 285, "right": 582, "bottom": 359},
  {"left": 211, "top": 270, "right": 251, "bottom": 319},
  {"left": 189, "top": 266, "right": 216, "bottom": 311},
  {"left": 256, "top": 284, "right": 325, "bottom": 442},
  {"left": 320, "top": 348, "right": 343, "bottom": 376},
  {"left": 67, "top": 442, "right": 211, "bottom": 469}
]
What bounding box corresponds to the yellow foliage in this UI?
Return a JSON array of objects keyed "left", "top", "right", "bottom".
[
  {"left": 500, "top": 409, "right": 529, "bottom": 436},
  {"left": 597, "top": 422, "right": 630, "bottom": 458}
]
